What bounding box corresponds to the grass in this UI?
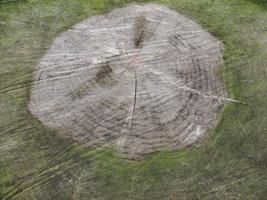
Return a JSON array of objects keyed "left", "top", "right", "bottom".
[{"left": 0, "top": 0, "right": 267, "bottom": 199}]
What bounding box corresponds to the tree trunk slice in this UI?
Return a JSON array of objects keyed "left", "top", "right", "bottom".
[{"left": 29, "top": 3, "right": 225, "bottom": 159}]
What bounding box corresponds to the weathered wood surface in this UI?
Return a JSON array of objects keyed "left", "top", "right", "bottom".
[{"left": 30, "top": 4, "right": 225, "bottom": 159}]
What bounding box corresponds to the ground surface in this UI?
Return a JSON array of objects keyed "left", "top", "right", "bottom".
[
  {"left": 30, "top": 3, "right": 225, "bottom": 159},
  {"left": 0, "top": 0, "right": 267, "bottom": 199}
]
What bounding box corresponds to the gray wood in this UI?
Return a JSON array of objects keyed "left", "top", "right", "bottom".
[{"left": 29, "top": 4, "right": 225, "bottom": 159}]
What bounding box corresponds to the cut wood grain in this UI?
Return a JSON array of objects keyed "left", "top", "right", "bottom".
[{"left": 29, "top": 4, "right": 225, "bottom": 159}]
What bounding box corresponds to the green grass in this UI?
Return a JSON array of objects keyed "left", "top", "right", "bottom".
[{"left": 0, "top": 0, "right": 267, "bottom": 199}]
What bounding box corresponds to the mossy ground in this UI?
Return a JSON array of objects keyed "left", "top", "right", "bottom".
[{"left": 0, "top": 0, "right": 267, "bottom": 199}]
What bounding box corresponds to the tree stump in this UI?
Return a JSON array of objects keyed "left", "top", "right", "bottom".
[{"left": 30, "top": 4, "right": 225, "bottom": 159}]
